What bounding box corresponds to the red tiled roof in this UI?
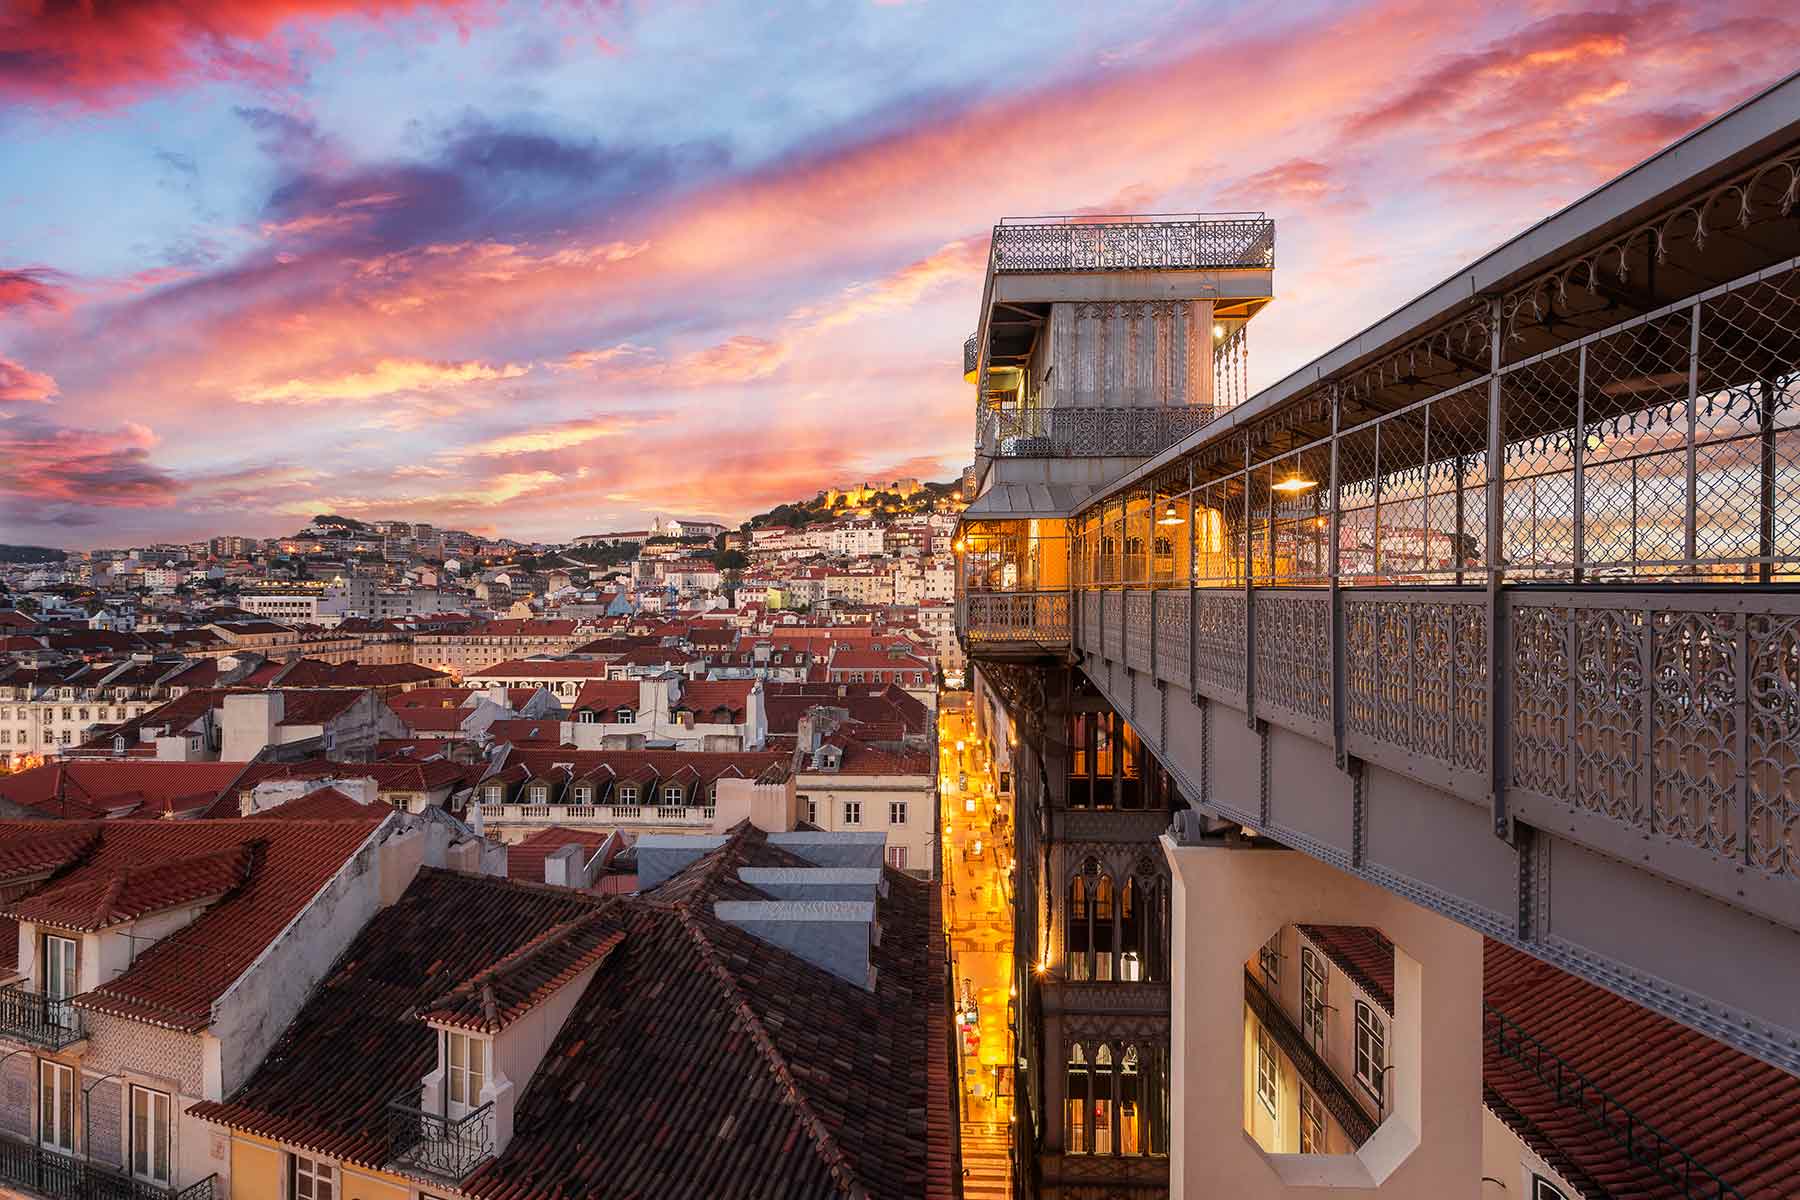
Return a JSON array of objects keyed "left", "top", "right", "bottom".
[
  {"left": 0, "top": 818, "right": 383, "bottom": 1029},
  {"left": 1483, "top": 941, "right": 1800, "bottom": 1200},
  {"left": 421, "top": 911, "right": 624, "bottom": 1034},
  {"left": 274, "top": 689, "right": 365, "bottom": 727},
  {"left": 486, "top": 719, "right": 565, "bottom": 747},
  {"left": 192, "top": 828, "right": 951, "bottom": 1199},
  {"left": 1298, "top": 924, "right": 1394, "bottom": 1016},
  {"left": 467, "top": 659, "right": 608, "bottom": 679},
  {"left": 6, "top": 844, "right": 256, "bottom": 931},
  {"left": 257, "top": 788, "right": 378, "bottom": 820},
  {"left": 0, "top": 761, "right": 253, "bottom": 818},
  {"left": 504, "top": 825, "right": 618, "bottom": 884},
  {"left": 569, "top": 679, "right": 638, "bottom": 712},
  {"left": 386, "top": 687, "right": 477, "bottom": 710}
]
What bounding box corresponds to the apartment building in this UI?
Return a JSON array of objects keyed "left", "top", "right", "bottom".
[
  {"left": 0, "top": 811, "right": 498, "bottom": 1200},
  {"left": 410, "top": 619, "right": 590, "bottom": 677}
]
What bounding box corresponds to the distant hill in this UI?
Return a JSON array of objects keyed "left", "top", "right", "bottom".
[
  {"left": 748, "top": 479, "right": 962, "bottom": 528},
  {"left": 0, "top": 545, "right": 65, "bottom": 564},
  {"left": 305, "top": 513, "right": 375, "bottom": 534}
]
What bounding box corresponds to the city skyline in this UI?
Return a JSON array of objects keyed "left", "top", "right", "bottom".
[{"left": 3, "top": 1, "right": 1796, "bottom": 550}]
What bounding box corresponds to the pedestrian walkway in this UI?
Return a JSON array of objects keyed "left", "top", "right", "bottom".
[{"left": 939, "top": 705, "right": 1014, "bottom": 1199}]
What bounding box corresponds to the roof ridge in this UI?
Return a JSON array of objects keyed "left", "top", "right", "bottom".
[{"left": 672, "top": 905, "right": 859, "bottom": 1198}]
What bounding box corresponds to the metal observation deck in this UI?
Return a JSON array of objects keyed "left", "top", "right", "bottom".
[{"left": 958, "top": 74, "right": 1800, "bottom": 1073}]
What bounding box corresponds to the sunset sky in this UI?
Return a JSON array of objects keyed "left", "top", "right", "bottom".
[{"left": 2, "top": 1, "right": 1795, "bottom": 548}]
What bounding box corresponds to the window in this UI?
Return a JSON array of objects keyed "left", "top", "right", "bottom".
[
  {"left": 886, "top": 845, "right": 908, "bottom": 870},
  {"left": 42, "top": 934, "right": 76, "bottom": 1008},
  {"left": 574, "top": 785, "right": 593, "bottom": 803},
  {"left": 1531, "top": 1177, "right": 1570, "bottom": 1200},
  {"left": 1118, "top": 1045, "right": 1143, "bottom": 1155},
  {"left": 1354, "top": 1001, "right": 1386, "bottom": 1107},
  {"left": 528, "top": 784, "right": 549, "bottom": 803},
  {"left": 1255, "top": 1022, "right": 1279, "bottom": 1117},
  {"left": 39, "top": 1060, "right": 74, "bottom": 1154},
  {"left": 663, "top": 783, "right": 684, "bottom": 805},
  {"left": 484, "top": 785, "right": 503, "bottom": 804},
  {"left": 888, "top": 800, "right": 907, "bottom": 825},
  {"left": 1066, "top": 1044, "right": 1088, "bottom": 1153},
  {"left": 616, "top": 707, "right": 634, "bottom": 723},
  {"left": 131, "top": 1085, "right": 172, "bottom": 1184},
  {"left": 291, "top": 1153, "right": 335, "bottom": 1200},
  {"left": 446, "top": 1032, "right": 486, "bottom": 1112},
  {"left": 1259, "top": 931, "right": 1281, "bottom": 987},
  {"left": 801, "top": 795, "right": 816, "bottom": 824},
  {"left": 618, "top": 784, "right": 638, "bottom": 805},
  {"left": 1299, "top": 1083, "right": 1325, "bottom": 1154},
  {"left": 576, "top": 711, "right": 595, "bottom": 724},
  {"left": 1300, "top": 947, "right": 1327, "bottom": 1052},
  {"left": 842, "top": 800, "right": 862, "bottom": 825}
]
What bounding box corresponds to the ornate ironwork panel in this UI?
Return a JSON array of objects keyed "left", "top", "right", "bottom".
[
  {"left": 963, "top": 332, "right": 977, "bottom": 378},
  {"left": 963, "top": 590, "right": 1072, "bottom": 648},
  {"left": 1650, "top": 609, "right": 1741, "bottom": 856},
  {"left": 1344, "top": 592, "right": 1488, "bottom": 777},
  {"left": 1081, "top": 590, "right": 1101, "bottom": 653},
  {"left": 1251, "top": 590, "right": 1330, "bottom": 731},
  {"left": 1154, "top": 588, "right": 1191, "bottom": 689},
  {"left": 1573, "top": 607, "right": 1648, "bottom": 828},
  {"left": 992, "top": 217, "right": 1275, "bottom": 273},
  {"left": 1125, "top": 589, "right": 1153, "bottom": 672},
  {"left": 1510, "top": 604, "right": 1571, "bottom": 801},
  {"left": 1103, "top": 591, "right": 1124, "bottom": 662},
  {"left": 1748, "top": 612, "right": 1800, "bottom": 879},
  {"left": 1192, "top": 589, "right": 1246, "bottom": 701}
]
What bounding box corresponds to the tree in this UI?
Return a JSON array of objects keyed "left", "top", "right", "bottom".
[{"left": 715, "top": 549, "right": 749, "bottom": 571}]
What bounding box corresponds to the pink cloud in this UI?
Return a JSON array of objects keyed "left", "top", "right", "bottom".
[
  {"left": 237, "top": 356, "right": 529, "bottom": 405},
  {"left": 0, "top": 421, "right": 177, "bottom": 516},
  {"left": 0, "top": 1, "right": 487, "bottom": 107},
  {"left": 0, "top": 268, "right": 69, "bottom": 314},
  {"left": 0, "top": 357, "right": 58, "bottom": 404}
]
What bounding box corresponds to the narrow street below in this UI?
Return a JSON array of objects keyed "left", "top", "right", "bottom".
[{"left": 938, "top": 700, "right": 1015, "bottom": 1200}]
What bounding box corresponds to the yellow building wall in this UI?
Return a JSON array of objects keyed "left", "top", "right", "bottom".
[
  {"left": 229, "top": 1134, "right": 284, "bottom": 1199},
  {"left": 227, "top": 1134, "right": 413, "bottom": 1200}
]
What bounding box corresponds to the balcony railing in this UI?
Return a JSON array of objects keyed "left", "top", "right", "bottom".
[
  {"left": 0, "top": 984, "right": 84, "bottom": 1049},
  {"left": 959, "top": 591, "right": 1071, "bottom": 649},
  {"left": 979, "top": 405, "right": 1216, "bottom": 459},
  {"left": 1484, "top": 1003, "right": 1743, "bottom": 1200},
  {"left": 385, "top": 1098, "right": 495, "bottom": 1184},
  {"left": 992, "top": 215, "right": 1275, "bottom": 274},
  {"left": 0, "top": 1134, "right": 216, "bottom": 1200},
  {"left": 964, "top": 333, "right": 978, "bottom": 379},
  {"left": 478, "top": 802, "right": 713, "bottom": 828}
]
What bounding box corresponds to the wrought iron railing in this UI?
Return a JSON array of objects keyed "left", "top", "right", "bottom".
[
  {"left": 0, "top": 1134, "right": 215, "bottom": 1200},
  {"left": 980, "top": 405, "right": 1216, "bottom": 458},
  {"left": 960, "top": 591, "right": 1071, "bottom": 647},
  {"left": 992, "top": 216, "right": 1275, "bottom": 273},
  {"left": 0, "top": 983, "right": 84, "bottom": 1049},
  {"left": 386, "top": 1098, "right": 495, "bottom": 1183},
  {"left": 1484, "top": 1003, "right": 1743, "bottom": 1200},
  {"left": 964, "top": 333, "right": 978, "bottom": 378}
]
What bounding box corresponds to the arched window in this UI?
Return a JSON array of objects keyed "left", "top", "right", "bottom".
[
  {"left": 1120, "top": 878, "right": 1143, "bottom": 981},
  {"left": 1066, "top": 1044, "right": 1088, "bottom": 1153},
  {"left": 1093, "top": 1044, "right": 1115, "bottom": 1154},
  {"left": 1119, "top": 1045, "right": 1143, "bottom": 1154},
  {"left": 1067, "top": 872, "right": 1091, "bottom": 982},
  {"left": 1092, "top": 873, "right": 1115, "bottom": 982}
]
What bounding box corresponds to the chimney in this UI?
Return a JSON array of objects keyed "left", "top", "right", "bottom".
[{"left": 542, "top": 843, "right": 593, "bottom": 888}]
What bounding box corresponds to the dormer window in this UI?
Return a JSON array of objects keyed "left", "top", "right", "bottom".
[
  {"left": 615, "top": 707, "right": 634, "bottom": 724},
  {"left": 662, "top": 783, "right": 684, "bottom": 805},
  {"left": 445, "top": 1031, "right": 487, "bottom": 1114},
  {"left": 484, "top": 785, "right": 503, "bottom": 804},
  {"left": 576, "top": 711, "right": 595, "bottom": 724},
  {"left": 617, "top": 784, "right": 638, "bottom": 805},
  {"left": 575, "top": 785, "right": 593, "bottom": 803},
  {"left": 529, "top": 784, "right": 549, "bottom": 803}
]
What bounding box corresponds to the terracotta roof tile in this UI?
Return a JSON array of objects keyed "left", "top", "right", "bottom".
[
  {"left": 5, "top": 843, "right": 257, "bottom": 931},
  {"left": 422, "top": 911, "right": 625, "bottom": 1034}
]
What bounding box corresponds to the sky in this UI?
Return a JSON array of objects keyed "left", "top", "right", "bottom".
[{"left": 0, "top": 1, "right": 1795, "bottom": 549}]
